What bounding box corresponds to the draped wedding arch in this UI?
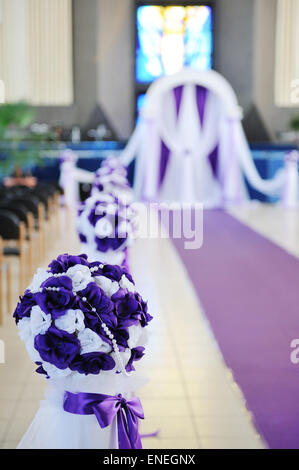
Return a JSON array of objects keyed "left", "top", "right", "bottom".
[{"left": 120, "top": 68, "right": 286, "bottom": 206}]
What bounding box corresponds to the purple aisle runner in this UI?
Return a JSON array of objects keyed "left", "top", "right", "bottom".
[{"left": 171, "top": 209, "right": 299, "bottom": 449}]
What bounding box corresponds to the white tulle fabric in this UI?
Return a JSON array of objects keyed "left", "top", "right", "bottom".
[
  {"left": 18, "top": 372, "right": 147, "bottom": 449},
  {"left": 158, "top": 85, "right": 224, "bottom": 205}
]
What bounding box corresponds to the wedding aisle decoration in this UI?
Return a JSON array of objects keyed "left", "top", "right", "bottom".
[
  {"left": 14, "top": 253, "right": 152, "bottom": 449},
  {"left": 76, "top": 192, "right": 137, "bottom": 267},
  {"left": 76, "top": 157, "right": 137, "bottom": 267},
  {"left": 91, "top": 156, "right": 134, "bottom": 206}
]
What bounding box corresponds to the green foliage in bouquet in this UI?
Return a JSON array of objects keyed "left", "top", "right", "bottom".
[{"left": 0, "top": 101, "right": 56, "bottom": 176}]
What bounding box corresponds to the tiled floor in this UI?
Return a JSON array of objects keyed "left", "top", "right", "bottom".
[{"left": 1, "top": 202, "right": 297, "bottom": 449}]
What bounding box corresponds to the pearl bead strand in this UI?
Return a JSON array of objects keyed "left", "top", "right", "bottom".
[
  {"left": 101, "top": 322, "right": 129, "bottom": 376},
  {"left": 39, "top": 263, "right": 131, "bottom": 376},
  {"left": 80, "top": 294, "right": 131, "bottom": 377}
]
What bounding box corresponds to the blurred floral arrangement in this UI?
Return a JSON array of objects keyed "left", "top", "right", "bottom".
[
  {"left": 77, "top": 157, "right": 137, "bottom": 266},
  {"left": 91, "top": 156, "right": 134, "bottom": 205},
  {"left": 77, "top": 193, "right": 137, "bottom": 266}
]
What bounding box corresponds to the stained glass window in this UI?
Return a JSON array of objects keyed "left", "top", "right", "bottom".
[{"left": 136, "top": 4, "right": 213, "bottom": 83}]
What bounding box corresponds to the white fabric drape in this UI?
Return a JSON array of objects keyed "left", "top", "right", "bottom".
[
  {"left": 275, "top": 0, "right": 299, "bottom": 106},
  {"left": 158, "top": 85, "right": 223, "bottom": 205}
]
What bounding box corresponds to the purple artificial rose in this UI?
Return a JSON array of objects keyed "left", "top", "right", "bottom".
[
  {"left": 87, "top": 207, "right": 98, "bottom": 227},
  {"left": 88, "top": 261, "right": 134, "bottom": 285},
  {"left": 87, "top": 201, "right": 106, "bottom": 227},
  {"left": 113, "top": 290, "right": 152, "bottom": 328},
  {"left": 35, "top": 276, "right": 76, "bottom": 319},
  {"left": 94, "top": 234, "right": 126, "bottom": 253},
  {"left": 34, "top": 326, "right": 80, "bottom": 370},
  {"left": 105, "top": 325, "right": 129, "bottom": 350},
  {"left": 125, "top": 347, "right": 145, "bottom": 372},
  {"left": 123, "top": 270, "right": 134, "bottom": 284},
  {"left": 78, "top": 233, "right": 87, "bottom": 243},
  {"left": 89, "top": 263, "right": 128, "bottom": 282},
  {"left": 13, "top": 291, "right": 36, "bottom": 323},
  {"left": 85, "top": 201, "right": 128, "bottom": 253},
  {"left": 35, "top": 362, "right": 48, "bottom": 377},
  {"left": 93, "top": 182, "right": 104, "bottom": 192},
  {"left": 69, "top": 352, "right": 115, "bottom": 375},
  {"left": 78, "top": 283, "right": 116, "bottom": 330},
  {"left": 48, "top": 253, "right": 89, "bottom": 274}
]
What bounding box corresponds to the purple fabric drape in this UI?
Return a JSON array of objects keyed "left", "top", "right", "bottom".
[
  {"left": 195, "top": 85, "right": 219, "bottom": 178},
  {"left": 158, "top": 85, "right": 219, "bottom": 188},
  {"left": 195, "top": 86, "right": 219, "bottom": 178},
  {"left": 159, "top": 140, "right": 170, "bottom": 187},
  {"left": 173, "top": 85, "right": 184, "bottom": 116},
  {"left": 208, "top": 144, "right": 219, "bottom": 178},
  {"left": 195, "top": 85, "right": 207, "bottom": 126}
]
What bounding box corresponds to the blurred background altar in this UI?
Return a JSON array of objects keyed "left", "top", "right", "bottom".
[
  {"left": 0, "top": 0, "right": 299, "bottom": 450},
  {"left": 0, "top": 0, "right": 298, "bottom": 201}
]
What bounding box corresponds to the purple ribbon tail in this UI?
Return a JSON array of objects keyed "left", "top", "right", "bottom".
[
  {"left": 118, "top": 405, "right": 142, "bottom": 449},
  {"left": 141, "top": 429, "right": 160, "bottom": 438}
]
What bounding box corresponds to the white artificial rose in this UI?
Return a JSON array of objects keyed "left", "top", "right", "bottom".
[
  {"left": 109, "top": 173, "right": 127, "bottom": 185},
  {"left": 117, "top": 220, "right": 129, "bottom": 238},
  {"left": 89, "top": 194, "right": 114, "bottom": 207},
  {"left": 95, "top": 217, "right": 114, "bottom": 238},
  {"left": 77, "top": 208, "right": 96, "bottom": 248},
  {"left": 96, "top": 167, "right": 110, "bottom": 176},
  {"left": 66, "top": 265, "right": 92, "bottom": 292},
  {"left": 78, "top": 328, "right": 111, "bottom": 354},
  {"left": 103, "top": 156, "right": 125, "bottom": 170},
  {"left": 27, "top": 268, "right": 51, "bottom": 293},
  {"left": 127, "top": 324, "right": 143, "bottom": 349},
  {"left": 97, "top": 174, "right": 113, "bottom": 185},
  {"left": 137, "top": 327, "right": 149, "bottom": 349},
  {"left": 119, "top": 274, "right": 135, "bottom": 293},
  {"left": 106, "top": 203, "right": 119, "bottom": 216},
  {"left": 25, "top": 336, "right": 42, "bottom": 363},
  {"left": 30, "top": 305, "right": 51, "bottom": 335},
  {"left": 42, "top": 361, "right": 72, "bottom": 378},
  {"left": 96, "top": 250, "right": 125, "bottom": 266},
  {"left": 55, "top": 309, "right": 85, "bottom": 334},
  {"left": 98, "top": 193, "right": 114, "bottom": 203},
  {"left": 95, "top": 276, "right": 119, "bottom": 297},
  {"left": 17, "top": 317, "right": 31, "bottom": 342},
  {"left": 118, "top": 191, "right": 133, "bottom": 206}
]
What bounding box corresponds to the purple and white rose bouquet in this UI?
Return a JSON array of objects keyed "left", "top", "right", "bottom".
[
  {"left": 76, "top": 193, "right": 137, "bottom": 266},
  {"left": 14, "top": 253, "right": 152, "bottom": 380},
  {"left": 91, "top": 158, "right": 134, "bottom": 205},
  {"left": 15, "top": 254, "right": 153, "bottom": 449}
]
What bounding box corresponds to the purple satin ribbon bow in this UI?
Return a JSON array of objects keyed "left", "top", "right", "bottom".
[{"left": 63, "top": 391, "right": 144, "bottom": 449}]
